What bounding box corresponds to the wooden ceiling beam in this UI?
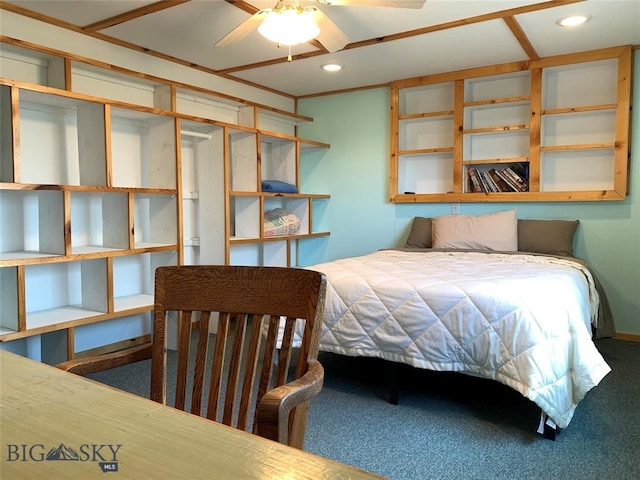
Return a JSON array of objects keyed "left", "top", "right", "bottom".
[
  {"left": 223, "top": 0, "right": 260, "bottom": 16},
  {"left": 82, "top": 1, "right": 192, "bottom": 32},
  {"left": 503, "top": 16, "right": 540, "bottom": 61}
]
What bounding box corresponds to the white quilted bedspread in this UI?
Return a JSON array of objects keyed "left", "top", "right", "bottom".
[{"left": 305, "top": 250, "right": 611, "bottom": 428}]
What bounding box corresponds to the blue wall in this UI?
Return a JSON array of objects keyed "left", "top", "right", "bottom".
[{"left": 298, "top": 50, "right": 640, "bottom": 336}]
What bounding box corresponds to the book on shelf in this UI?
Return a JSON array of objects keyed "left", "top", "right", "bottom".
[
  {"left": 504, "top": 166, "right": 528, "bottom": 191},
  {"left": 466, "top": 164, "right": 529, "bottom": 193},
  {"left": 467, "top": 167, "right": 484, "bottom": 193},
  {"left": 481, "top": 170, "right": 499, "bottom": 192},
  {"left": 488, "top": 169, "right": 512, "bottom": 192}
]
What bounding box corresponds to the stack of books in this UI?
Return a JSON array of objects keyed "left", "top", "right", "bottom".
[{"left": 467, "top": 165, "right": 528, "bottom": 193}]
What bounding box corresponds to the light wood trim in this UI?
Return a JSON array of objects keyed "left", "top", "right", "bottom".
[
  {"left": 175, "top": 119, "right": 185, "bottom": 265},
  {"left": 63, "top": 57, "right": 72, "bottom": 90},
  {"left": 10, "top": 86, "right": 20, "bottom": 183},
  {"left": 541, "top": 143, "right": 615, "bottom": 151},
  {"left": 258, "top": 195, "right": 265, "bottom": 240},
  {"left": 529, "top": 45, "right": 630, "bottom": 69},
  {"left": 223, "top": 126, "right": 232, "bottom": 265},
  {"left": 613, "top": 46, "right": 632, "bottom": 196},
  {"left": 229, "top": 232, "right": 330, "bottom": 245},
  {"left": 503, "top": 16, "right": 540, "bottom": 60},
  {"left": 453, "top": 79, "right": 464, "bottom": 193},
  {"left": 297, "top": 82, "right": 390, "bottom": 101},
  {"left": 399, "top": 110, "right": 454, "bottom": 120},
  {"left": 259, "top": 129, "right": 329, "bottom": 148},
  {"left": 66, "top": 327, "right": 74, "bottom": 360},
  {"left": 542, "top": 103, "right": 617, "bottom": 115},
  {"left": 393, "top": 190, "right": 625, "bottom": 203},
  {"left": 394, "top": 61, "right": 528, "bottom": 89},
  {"left": 529, "top": 68, "right": 542, "bottom": 192},
  {"left": 104, "top": 104, "right": 113, "bottom": 187},
  {"left": 0, "top": 305, "right": 155, "bottom": 342},
  {"left": 463, "top": 124, "right": 529, "bottom": 135},
  {"left": 127, "top": 192, "right": 135, "bottom": 250},
  {"left": 389, "top": 84, "right": 400, "bottom": 200},
  {"left": 399, "top": 147, "right": 454, "bottom": 156},
  {"left": 73, "top": 333, "right": 152, "bottom": 358},
  {"left": 0, "top": 244, "right": 179, "bottom": 268},
  {"left": 464, "top": 95, "right": 530, "bottom": 107},
  {"left": 393, "top": 45, "right": 628, "bottom": 90},
  {"left": 63, "top": 190, "right": 72, "bottom": 255},
  {"left": 82, "top": 1, "right": 190, "bottom": 32},
  {"left": 106, "top": 257, "right": 115, "bottom": 313},
  {"left": 463, "top": 157, "right": 529, "bottom": 165},
  {"left": 0, "top": 183, "right": 177, "bottom": 194},
  {"left": 613, "top": 333, "right": 640, "bottom": 343},
  {"left": 228, "top": 192, "right": 330, "bottom": 200},
  {"left": 16, "top": 266, "right": 26, "bottom": 331}
]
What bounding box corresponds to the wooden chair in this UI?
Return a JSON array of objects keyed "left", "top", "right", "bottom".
[{"left": 57, "top": 265, "right": 327, "bottom": 449}]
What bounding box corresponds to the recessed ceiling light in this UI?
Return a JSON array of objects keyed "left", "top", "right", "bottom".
[
  {"left": 556, "top": 15, "right": 591, "bottom": 27},
  {"left": 321, "top": 64, "right": 342, "bottom": 72}
]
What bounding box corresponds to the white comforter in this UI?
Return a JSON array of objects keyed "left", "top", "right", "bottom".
[{"left": 305, "top": 250, "right": 611, "bottom": 428}]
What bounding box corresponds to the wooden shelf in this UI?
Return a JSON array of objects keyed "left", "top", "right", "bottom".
[
  {"left": 0, "top": 39, "right": 330, "bottom": 361},
  {"left": 390, "top": 46, "right": 631, "bottom": 202}
]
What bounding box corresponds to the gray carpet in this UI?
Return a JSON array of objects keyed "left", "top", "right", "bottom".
[{"left": 88, "top": 338, "right": 639, "bottom": 480}]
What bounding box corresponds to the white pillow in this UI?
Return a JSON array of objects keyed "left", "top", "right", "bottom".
[{"left": 432, "top": 209, "right": 518, "bottom": 251}]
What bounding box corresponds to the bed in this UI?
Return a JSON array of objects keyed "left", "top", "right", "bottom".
[{"left": 301, "top": 210, "right": 614, "bottom": 437}]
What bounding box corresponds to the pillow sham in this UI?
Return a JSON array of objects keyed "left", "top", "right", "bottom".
[
  {"left": 405, "top": 217, "right": 433, "bottom": 248},
  {"left": 517, "top": 219, "right": 579, "bottom": 257},
  {"left": 432, "top": 209, "right": 518, "bottom": 251}
]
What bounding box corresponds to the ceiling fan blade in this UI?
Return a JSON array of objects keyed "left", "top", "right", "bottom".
[
  {"left": 310, "top": 8, "right": 349, "bottom": 52},
  {"left": 315, "top": 0, "right": 426, "bottom": 8},
  {"left": 215, "top": 10, "right": 269, "bottom": 47}
]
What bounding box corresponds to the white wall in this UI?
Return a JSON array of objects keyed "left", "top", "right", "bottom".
[{"left": 297, "top": 52, "right": 640, "bottom": 336}]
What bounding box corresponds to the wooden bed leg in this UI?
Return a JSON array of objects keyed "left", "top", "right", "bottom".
[
  {"left": 388, "top": 362, "right": 399, "bottom": 405},
  {"left": 537, "top": 411, "right": 560, "bottom": 441}
]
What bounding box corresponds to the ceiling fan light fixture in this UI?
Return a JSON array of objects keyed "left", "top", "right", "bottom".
[
  {"left": 556, "top": 14, "right": 591, "bottom": 27},
  {"left": 258, "top": 6, "right": 320, "bottom": 46}
]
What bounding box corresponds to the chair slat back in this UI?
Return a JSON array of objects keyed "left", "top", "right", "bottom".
[{"left": 150, "top": 265, "right": 326, "bottom": 447}]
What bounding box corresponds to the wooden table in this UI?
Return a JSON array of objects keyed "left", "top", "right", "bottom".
[{"left": 0, "top": 350, "right": 385, "bottom": 479}]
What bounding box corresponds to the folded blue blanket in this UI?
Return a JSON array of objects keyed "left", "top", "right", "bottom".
[{"left": 261, "top": 180, "right": 298, "bottom": 193}]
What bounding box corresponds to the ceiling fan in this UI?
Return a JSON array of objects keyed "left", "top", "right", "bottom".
[{"left": 215, "top": 0, "right": 427, "bottom": 54}]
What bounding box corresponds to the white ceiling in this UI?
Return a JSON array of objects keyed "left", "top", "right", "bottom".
[{"left": 3, "top": 0, "right": 639, "bottom": 98}]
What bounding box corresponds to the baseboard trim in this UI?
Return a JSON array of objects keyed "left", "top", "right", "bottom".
[
  {"left": 613, "top": 333, "right": 640, "bottom": 343},
  {"left": 75, "top": 334, "right": 152, "bottom": 359}
]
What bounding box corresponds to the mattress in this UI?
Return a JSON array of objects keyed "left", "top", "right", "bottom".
[{"left": 303, "top": 249, "right": 611, "bottom": 429}]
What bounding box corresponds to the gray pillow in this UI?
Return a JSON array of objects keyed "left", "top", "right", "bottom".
[
  {"left": 517, "top": 219, "right": 579, "bottom": 257},
  {"left": 405, "top": 217, "right": 432, "bottom": 248}
]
